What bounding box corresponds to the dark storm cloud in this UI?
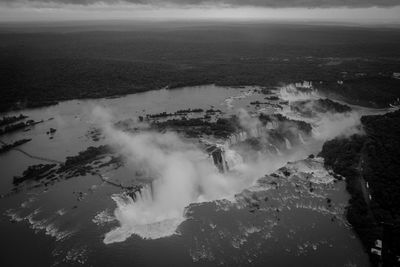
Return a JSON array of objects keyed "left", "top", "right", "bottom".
[{"left": 1, "top": 0, "right": 400, "bottom": 7}]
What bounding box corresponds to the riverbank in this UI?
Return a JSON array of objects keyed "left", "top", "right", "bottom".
[{"left": 319, "top": 109, "right": 400, "bottom": 266}]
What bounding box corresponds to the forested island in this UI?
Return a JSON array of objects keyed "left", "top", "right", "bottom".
[
  {"left": 0, "top": 138, "right": 31, "bottom": 154},
  {"left": 0, "top": 114, "right": 27, "bottom": 126}
]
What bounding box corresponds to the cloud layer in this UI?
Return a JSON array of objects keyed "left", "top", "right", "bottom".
[{"left": 1, "top": 0, "right": 400, "bottom": 8}]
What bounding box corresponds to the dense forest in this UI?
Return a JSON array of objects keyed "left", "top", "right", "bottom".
[
  {"left": 1, "top": 23, "right": 400, "bottom": 112},
  {"left": 319, "top": 110, "right": 400, "bottom": 266}
]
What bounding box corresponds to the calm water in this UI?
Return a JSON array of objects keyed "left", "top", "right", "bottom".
[{"left": 0, "top": 85, "right": 370, "bottom": 266}]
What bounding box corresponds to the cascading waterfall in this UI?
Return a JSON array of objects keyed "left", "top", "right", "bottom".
[
  {"left": 208, "top": 144, "right": 244, "bottom": 173},
  {"left": 272, "top": 145, "right": 282, "bottom": 156},
  {"left": 128, "top": 183, "right": 154, "bottom": 202},
  {"left": 285, "top": 138, "right": 292, "bottom": 150},
  {"left": 298, "top": 133, "right": 306, "bottom": 144},
  {"left": 222, "top": 153, "right": 228, "bottom": 173},
  {"left": 226, "top": 126, "right": 269, "bottom": 147},
  {"left": 210, "top": 147, "right": 228, "bottom": 173},
  {"left": 224, "top": 148, "right": 244, "bottom": 171},
  {"left": 278, "top": 83, "right": 319, "bottom": 102}
]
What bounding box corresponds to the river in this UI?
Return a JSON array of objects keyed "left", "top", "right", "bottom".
[{"left": 0, "top": 84, "right": 371, "bottom": 266}]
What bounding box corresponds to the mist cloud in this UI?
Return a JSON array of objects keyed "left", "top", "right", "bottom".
[{"left": 92, "top": 106, "right": 257, "bottom": 243}]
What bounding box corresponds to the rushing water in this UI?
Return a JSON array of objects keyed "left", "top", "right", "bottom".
[{"left": 0, "top": 84, "right": 373, "bottom": 266}]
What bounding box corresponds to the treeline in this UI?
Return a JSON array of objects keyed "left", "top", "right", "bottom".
[
  {"left": 13, "top": 164, "right": 56, "bottom": 185},
  {"left": 11, "top": 145, "right": 120, "bottom": 188},
  {"left": 0, "top": 138, "right": 31, "bottom": 154},
  {"left": 0, "top": 119, "right": 42, "bottom": 135},
  {"left": 0, "top": 121, "right": 29, "bottom": 135},
  {"left": 61, "top": 145, "right": 112, "bottom": 170},
  {"left": 318, "top": 77, "right": 400, "bottom": 108},
  {"left": 0, "top": 114, "right": 27, "bottom": 126},
  {"left": 153, "top": 116, "right": 239, "bottom": 138},
  {"left": 147, "top": 108, "right": 205, "bottom": 119}
]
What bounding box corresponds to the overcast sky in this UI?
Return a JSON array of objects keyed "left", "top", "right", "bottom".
[{"left": 0, "top": 0, "right": 399, "bottom": 23}]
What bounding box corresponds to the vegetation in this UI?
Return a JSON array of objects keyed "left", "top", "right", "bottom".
[
  {"left": 0, "top": 138, "right": 31, "bottom": 154},
  {"left": 205, "top": 108, "right": 222, "bottom": 114},
  {"left": 318, "top": 77, "right": 400, "bottom": 108},
  {"left": 61, "top": 145, "right": 112, "bottom": 169},
  {"left": 152, "top": 116, "right": 239, "bottom": 138},
  {"left": 1, "top": 23, "right": 400, "bottom": 112},
  {"left": 264, "top": 96, "right": 279, "bottom": 101},
  {"left": 13, "top": 164, "right": 57, "bottom": 185},
  {"left": 0, "top": 121, "right": 28, "bottom": 135},
  {"left": 259, "top": 113, "right": 312, "bottom": 134},
  {"left": 12, "top": 145, "right": 120, "bottom": 187},
  {"left": 315, "top": 98, "right": 352, "bottom": 113},
  {"left": 0, "top": 119, "right": 43, "bottom": 135},
  {"left": 291, "top": 98, "right": 352, "bottom": 117},
  {"left": 0, "top": 114, "right": 27, "bottom": 126},
  {"left": 319, "top": 110, "right": 400, "bottom": 266},
  {"left": 146, "top": 108, "right": 204, "bottom": 119}
]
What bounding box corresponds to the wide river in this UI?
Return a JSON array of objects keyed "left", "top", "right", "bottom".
[{"left": 0, "top": 84, "right": 371, "bottom": 266}]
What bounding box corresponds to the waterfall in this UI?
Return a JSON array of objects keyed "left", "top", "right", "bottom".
[
  {"left": 298, "top": 133, "right": 306, "bottom": 144},
  {"left": 208, "top": 145, "right": 243, "bottom": 173},
  {"left": 285, "top": 138, "right": 292, "bottom": 150},
  {"left": 266, "top": 121, "right": 277, "bottom": 130},
  {"left": 211, "top": 148, "right": 227, "bottom": 173},
  {"left": 226, "top": 126, "right": 269, "bottom": 147},
  {"left": 129, "top": 183, "right": 154, "bottom": 202},
  {"left": 221, "top": 152, "right": 228, "bottom": 173},
  {"left": 224, "top": 148, "right": 244, "bottom": 170},
  {"left": 272, "top": 145, "right": 282, "bottom": 156}
]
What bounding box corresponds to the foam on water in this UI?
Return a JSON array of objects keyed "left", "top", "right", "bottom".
[
  {"left": 223, "top": 88, "right": 255, "bottom": 109},
  {"left": 5, "top": 208, "right": 74, "bottom": 241},
  {"left": 104, "top": 192, "right": 184, "bottom": 242},
  {"left": 278, "top": 84, "right": 319, "bottom": 102},
  {"left": 92, "top": 210, "right": 115, "bottom": 226}
]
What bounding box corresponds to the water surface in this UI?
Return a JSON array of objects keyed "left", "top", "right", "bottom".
[{"left": 0, "top": 84, "right": 370, "bottom": 266}]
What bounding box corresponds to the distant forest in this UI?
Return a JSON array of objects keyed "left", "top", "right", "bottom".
[{"left": 1, "top": 23, "right": 400, "bottom": 112}]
